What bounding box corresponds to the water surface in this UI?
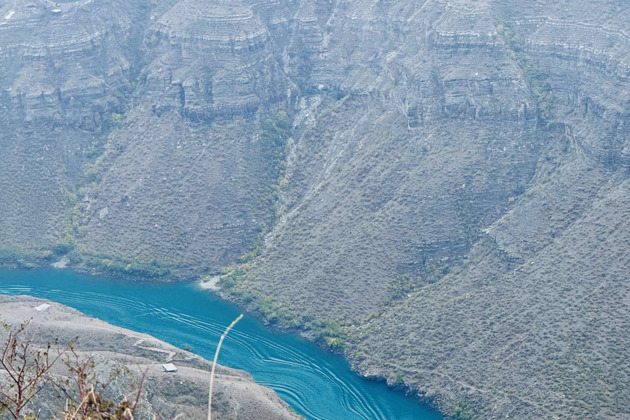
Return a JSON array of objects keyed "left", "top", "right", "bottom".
[{"left": 0, "top": 269, "right": 442, "bottom": 420}]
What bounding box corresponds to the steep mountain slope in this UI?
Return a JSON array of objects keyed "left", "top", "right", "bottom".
[
  {"left": 1, "top": 0, "right": 629, "bottom": 418},
  {"left": 354, "top": 174, "right": 630, "bottom": 419},
  {"left": 0, "top": 0, "right": 148, "bottom": 256},
  {"left": 0, "top": 0, "right": 291, "bottom": 275}
]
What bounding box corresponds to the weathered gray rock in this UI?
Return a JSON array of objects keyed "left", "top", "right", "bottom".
[
  {"left": 0, "top": 0, "right": 142, "bottom": 127},
  {"left": 1, "top": 0, "right": 630, "bottom": 418}
]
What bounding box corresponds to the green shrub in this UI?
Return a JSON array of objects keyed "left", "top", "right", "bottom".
[
  {"left": 0, "top": 248, "right": 42, "bottom": 269},
  {"left": 452, "top": 402, "right": 481, "bottom": 420},
  {"left": 497, "top": 23, "right": 555, "bottom": 127},
  {"left": 79, "top": 252, "right": 171, "bottom": 278}
]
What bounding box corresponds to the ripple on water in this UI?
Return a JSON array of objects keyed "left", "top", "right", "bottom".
[{"left": 0, "top": 269, "right": 443, "bottom": 420}]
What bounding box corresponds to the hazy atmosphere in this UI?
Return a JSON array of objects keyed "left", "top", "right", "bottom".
[{"left": 1, "top": 0, "right": 629, "bottom": 418}]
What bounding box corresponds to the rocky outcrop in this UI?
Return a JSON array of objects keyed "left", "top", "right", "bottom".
[
  {"left": 0, "top": 0, "right": 143, "bottom": 128},
  {"left": 2, "top": 0, "right": 630, "bottom": 418},
  {"left": 146, "top": 0, "right": 288, "bottom": 121},
  {"left": 0, "top": 0, "right": 294, "bottom": 273},
  {"left": 239, "top": 0, "right": 543, "bottom": 321}
]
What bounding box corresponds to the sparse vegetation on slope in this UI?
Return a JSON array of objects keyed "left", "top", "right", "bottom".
[{"left": 1, "top": 0, "right": 630, "bottom": 418}]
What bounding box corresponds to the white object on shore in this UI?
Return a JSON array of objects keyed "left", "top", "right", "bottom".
[
  {"left": 52, "top": 256, "right": 69, "bottom": 269},
  {"left": 162, "top": 363, "right": 178, "bottom": 372},
  {"left": 33, "top": 304, "right": 51, "bottom": 312},
  {"left": 198, "top": 276, "right": 221, "bottom": 291}
]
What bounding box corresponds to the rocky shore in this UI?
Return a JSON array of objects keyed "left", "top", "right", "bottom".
[{"left": 0, "top": 295, "right": 301, "bottom": 419}]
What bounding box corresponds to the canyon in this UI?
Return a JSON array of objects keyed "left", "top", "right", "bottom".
[{"left": 1, "top": 0, "right": 629, "bottom": 418}]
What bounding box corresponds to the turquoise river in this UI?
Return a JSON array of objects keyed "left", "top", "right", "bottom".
[{"left": 0, "top": 269, "right": 442, "bottom": 420}]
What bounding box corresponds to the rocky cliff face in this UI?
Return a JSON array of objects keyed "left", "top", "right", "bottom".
[
  {"left": 1, "top": 0, "right": 630, "bottom": 418},
  {"left": 0, "top": 0, "right": 292, "bottom": 275},
  {"left": 0, "top": 0, "right": 144, "bottom": 127},
  {"left": 0, "top": 0, "right": 143, "bottom": 253},
  {"left": 242, "top": 0, "right": 544, "bottom": 321}
]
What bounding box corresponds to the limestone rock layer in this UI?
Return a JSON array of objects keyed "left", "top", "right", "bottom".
[{"left": 1, "top": 0, "right": 630, "bottom": 418}]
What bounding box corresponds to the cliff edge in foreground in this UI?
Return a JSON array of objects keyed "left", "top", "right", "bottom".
[{"left": 0, "top": 295, "right": 301, "bottom": 420}]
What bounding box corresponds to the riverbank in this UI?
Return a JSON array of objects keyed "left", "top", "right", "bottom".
[
  {"left": 0, "top": 294, "right": 301, "bottom": 419},
  {"left": 0, "top": 269, "right": 443, "bottom": 419}
]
